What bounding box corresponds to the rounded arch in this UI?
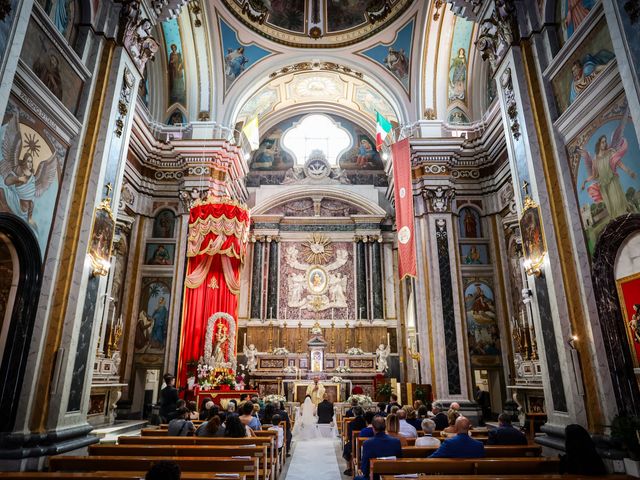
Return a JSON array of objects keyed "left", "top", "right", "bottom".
[
  {"left": 251, "top": 185, "right": 387, "bottom": 217},
  {"left": 0, "top": 213, "right": 42, "bottom": 433},
  {"left": 592, "top": 214, "right": 640, "bottom": 415}
]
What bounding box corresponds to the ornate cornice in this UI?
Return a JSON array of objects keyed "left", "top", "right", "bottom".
[{"left": 476, "top": 0, "right": 519, "bottom": 75}]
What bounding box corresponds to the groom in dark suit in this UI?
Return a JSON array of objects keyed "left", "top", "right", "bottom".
[{"left": 317, "top": 393, "right": 334, "bottom": 424}]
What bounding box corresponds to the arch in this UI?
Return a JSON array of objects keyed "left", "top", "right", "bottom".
[
  {"left": 592, "top": 213, "right": 640, "bottom": 415},
  {"left": 251, "top": 185, "right": 387, "bottom": 217},
  {"left": 0, "top": 213, "right": 43, "bottom": 433}
]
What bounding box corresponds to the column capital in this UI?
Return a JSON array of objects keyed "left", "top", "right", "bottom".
[{"left": 421, "top": 186, "right": 456, "bottom": 214}]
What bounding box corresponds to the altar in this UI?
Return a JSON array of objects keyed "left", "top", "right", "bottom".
[{"left": 287, "top": 381, "right": 346, "bottom": 403}]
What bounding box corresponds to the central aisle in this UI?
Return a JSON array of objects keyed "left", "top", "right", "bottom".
[{"left": 284, "top": 437, "right": 344, "bottom": 480}]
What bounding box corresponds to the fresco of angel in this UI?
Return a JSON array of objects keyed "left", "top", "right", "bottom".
[
  {"left": 0, "top": 114, "right": 60, "bottom": 231},
  {"left": 579, "top": 107, "right": 638, "bottom": 220}
]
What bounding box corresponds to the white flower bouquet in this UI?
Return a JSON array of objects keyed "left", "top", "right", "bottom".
[
  {"left": 335, "top": 366, "right": 352, "bottom": 374},
  {"left": 272, "top": 347, "right": 290, "bottom": 355},
  {"left": 347, "top": 394, "right": 373, "bottom": 406},
  {"left": 346, "top": 347, "right": 365, "bottom": 355},
  {"left": 264, "top": 394, "right": 286, "bottom": 404}
]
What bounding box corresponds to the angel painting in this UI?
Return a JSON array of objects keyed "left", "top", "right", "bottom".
[
  {"left": 0, "top": 114, "right": 59, "bottom": 231},
  {"left": 578, "top": 108, "right": 638, "bottom": 220}
]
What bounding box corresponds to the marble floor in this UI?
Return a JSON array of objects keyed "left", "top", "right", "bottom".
[{"left": 283, "top": 437, "right": 347, "bottom": 480}]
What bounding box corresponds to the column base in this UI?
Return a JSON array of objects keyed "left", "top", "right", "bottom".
[{"left": 0, "top": 424, "right": 98, "bottom": 465}]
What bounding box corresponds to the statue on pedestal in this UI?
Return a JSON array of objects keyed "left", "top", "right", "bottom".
[
  {"left": 376, "top": 337, "right": 391, "bottom": 372},
  {"left": 204, "top": 313, "right": 237, "bottom": 372},
  {"left": 243, "top": 343, "right": 258, "bottom": 372}
]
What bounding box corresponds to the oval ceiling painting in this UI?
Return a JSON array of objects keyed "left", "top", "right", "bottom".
[{"left": 221, "top": 0, "right": 413, "bottom": 48}]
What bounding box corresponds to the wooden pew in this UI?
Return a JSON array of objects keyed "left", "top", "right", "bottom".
[
  {"left": 49, "top": 456, "right": 257, "bottom": 479},
  {"left": 401, "top": 445, "right": 542, "bottom": 458},
  {"left": 88, "top": 445, "right": 268, "bottom": 480},
  {"left": 369, "top": 457, "right": 560, "bottom": 479},
  {"left": 379, "top": 476, "right": 622, "bottom": 480},
  {"left": 0, "top": 473, "right": 247, "bottom": 480},
  {"left": 117, "top": 436, "right": 278, "bottom": 477}
]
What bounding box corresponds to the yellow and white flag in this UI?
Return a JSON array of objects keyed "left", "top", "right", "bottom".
[{"left": 242, "top": 116, "right": 260, "bottom": 151}]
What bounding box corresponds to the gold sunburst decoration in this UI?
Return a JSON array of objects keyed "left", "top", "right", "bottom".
[{"left": 302, "top": 234, "right": 333, "bottom": 265}]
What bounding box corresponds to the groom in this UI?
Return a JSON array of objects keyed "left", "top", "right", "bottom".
[{"left": 305, "top": 376, "right": 325, "bottom": 405}]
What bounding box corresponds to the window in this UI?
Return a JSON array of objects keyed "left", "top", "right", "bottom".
[{"left": 282, "top": 114, "right": 351, "bottom": 165}]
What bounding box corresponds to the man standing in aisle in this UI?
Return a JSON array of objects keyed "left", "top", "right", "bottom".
[{"left": 305, "top": 376, "right": 325, "bottom": 405}]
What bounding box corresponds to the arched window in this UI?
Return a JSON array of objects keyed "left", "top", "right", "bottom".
[{"left": 282, "top": 114, "right": 351, "bottom": 165}]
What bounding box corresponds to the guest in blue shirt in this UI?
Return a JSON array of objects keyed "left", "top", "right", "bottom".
[
  {"left": 359, "top": 411, "right": 376, "bottom": 438},
  {"left": 356, "top": 416, "right": 403, "bottom": 480},
  {"left": 429, "top": 416, "right": 485, "bottom": 458},
  {"left": 487, "top": 413, "right": 528, "bottom": 445}
]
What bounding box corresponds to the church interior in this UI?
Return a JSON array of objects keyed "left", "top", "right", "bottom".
[{"left": 2, "top": 0, "right": 640, "bottom": 477}]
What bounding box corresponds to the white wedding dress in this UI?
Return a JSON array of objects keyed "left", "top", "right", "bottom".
[{"left": 291, "top": 397, "right": 322, "bottom": 441}]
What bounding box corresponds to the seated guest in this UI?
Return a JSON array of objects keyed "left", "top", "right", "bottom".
[
  {"left": 431, "top": 402, "right": 448, "bottom": 430},
  {"left": 239, "top": 393, "right": 249, "bottom": 402},
  {"left": 397, "top": 409, "right": 417, "bottom": 438},
  {"left": 429, "top": 417, "right": 484, "bottom": 458},
  {"left": 167, "top": 407, "right": 195, "bottom": 436},
  {"left": 343, "top": 406, "right": 366, "bottom": 476},
  {"left": 415, "top": 419, "right": 440, "bottom": 447},
  {"left": 225, "top": 414, "right": 249, "bottom": 438},
  {"left": 268, "top": 414, "right": 285, "bottom": 452},
  {"left": 488, "top": 413, "right": 527, "bottom": 445},
  {"left": 389, "top": 405, "right": 400, "bottom": 415},
  {"left": 146, "top": 460, "right": 181, "bottom": 480},
  {"left": 450, "top": 402, "right": 461, "bottom": 411},
  {"left": 199, "top": 400, "right": 214, "bottom": 420},
  {"left": 359, "top": 411, "right": 376, "bottom": 437},
  {"left": 413, "top": 400, "right": 423, "bottom": 411},
  {"left": 356, "top": 416, "right": 402, "bottom": 480},
  {"left": 317, "top": 393, "right": 334, "bottom": 424},
  {"left": 239, "top": 401, "right": 261, "bottom": 430},
  {"left": 345, "top": 398, "right": 359, "bottom": 418},
  {"left": 377, "top": 402, "right": 387, "bottom": 417},
  {"left": 251, "top": 394, "right": 264, "bottom": 410},
  {"left": 195, "top": 414, "right": 224, "bottom": 437},
  {"left": 187, "top": 401, "right": 199, "bottom": 421},
  {"left": 262, "top": 402, "right": 276, "bottom": 424},
  {"left": 277, "top": 401, "right": 292, "bottom": 456},
  {"left": 386, "top": 394, "right": 401, "bottom": 413},
  {"left": 443, "top": 410, "right": 461, "bottom": 434},
  {"left": 560, "top": 424, "right": 606, "bottom": 476},
  {"left": 385, "top": 413, "right": 408, "bottom": 446},
  {"left": 417, "top": 405, "right": 429, "bottom": 420},
  {"left": 227, "top": 399, "right": 237, "bottom": 413},
  {"left": 159, "top": 374, "right": 179, "bottom": 423},
  {"left": 404, "top": 406, "right": 422, "bottom": 431}
]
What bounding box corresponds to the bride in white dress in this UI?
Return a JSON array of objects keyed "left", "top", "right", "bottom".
[{"left": 292, "top": 395, "right": 321, "bottom": 440}]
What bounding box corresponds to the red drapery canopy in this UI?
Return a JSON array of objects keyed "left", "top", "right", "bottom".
[{"left": 177, "top": 197, "right": 250, "bottom": 387}]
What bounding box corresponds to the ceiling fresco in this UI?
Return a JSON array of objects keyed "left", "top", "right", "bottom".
[{"left": 219, "top": 0, "right": 414, "bottom": 48}]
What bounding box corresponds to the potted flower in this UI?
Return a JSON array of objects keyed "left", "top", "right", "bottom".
[
  {"left": 213, "top": 372, "right": 236, "bottom": 391},
  {"left": 376, "top": 382, "right": 392, "bottom": 402},
  {"left": 612, "top": 414, "right": 640, "bottom": 476}
]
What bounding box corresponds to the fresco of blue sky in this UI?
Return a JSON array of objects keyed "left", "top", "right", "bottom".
[
  {"left": 219, "top": 18, "right": 273, "bottom": 92},
  {"left": 360, "top": 19, "right": 414, "bottom": 92}
]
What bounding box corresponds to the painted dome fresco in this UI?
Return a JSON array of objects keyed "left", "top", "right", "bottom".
[{"left": 220, "top": 0, "right": 414, "bottom": 48}]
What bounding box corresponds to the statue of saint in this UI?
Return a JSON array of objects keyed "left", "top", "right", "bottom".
[
  {"left": 243, "top": 343, "right": 258, "bottom": 372},
  {"left": 376, "top": 339, "right": 391, "bottom": 372},
  {"left": 213, "top": 323, "right": 229, "bottom": 368}
]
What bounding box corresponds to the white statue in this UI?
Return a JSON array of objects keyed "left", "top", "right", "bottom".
[
  {"left": 212, "top": 323, "right": 229, "bottom": 368},
  {"left": 328, "top": 273, "right": 347, "bottom": 307},
  {"left": 288, "top": 273, "right": 306, "bottom": 306},
  {"left": 376, "top": 340, "right": 391, "bottom": 372},
  {"left": 244, "top": 343, "right": 258, "bottom": 372}
]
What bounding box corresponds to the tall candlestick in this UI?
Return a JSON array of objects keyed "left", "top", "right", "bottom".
[
  {"left": 270, "top": 307, "right": 273, "bottom": 319},
  {"left": 244, "top": 332, "right": 247, "bottom": 347},
  {"left": 387, "top": 332, "right": 390, "bottom": 346}
]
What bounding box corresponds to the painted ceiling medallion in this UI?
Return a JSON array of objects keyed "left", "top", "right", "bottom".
[
  {"left": 302, "top": 233, "right": 334, "bottom": 265},
  {"left": 221, "top": 0, "right": 413, "bottom": 48}
]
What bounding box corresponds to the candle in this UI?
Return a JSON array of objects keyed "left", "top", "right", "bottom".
[
  {"left": 244, "top": 332, "right": 247, "bottom": 346},
  {"left": 270, "top": 307, "right": 273, "bottom": 319},
  {"left": 387, "top": 332, "right": 390, "bottom": 346}
]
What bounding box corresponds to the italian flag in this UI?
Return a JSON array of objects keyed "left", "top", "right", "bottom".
[{"left": 376, "top": 111, "right": 392, "bottom": 151}]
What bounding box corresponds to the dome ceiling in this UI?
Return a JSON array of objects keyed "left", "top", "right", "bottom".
[{"left": 220, "top": 0, "right": 414, "bottom": 48}]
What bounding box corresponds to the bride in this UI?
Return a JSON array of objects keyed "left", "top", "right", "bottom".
[{"left": 292, "top": 395, "right": 321, "bottom": 440}]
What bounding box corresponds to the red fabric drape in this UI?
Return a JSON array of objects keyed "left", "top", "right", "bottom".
[{"left": 177, "top": 198, "right": 250, "bottom": 388}]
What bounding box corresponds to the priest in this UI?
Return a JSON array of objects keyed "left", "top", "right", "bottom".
[{"left": 305, "top": 376, "right": 325, "bottom": 405}]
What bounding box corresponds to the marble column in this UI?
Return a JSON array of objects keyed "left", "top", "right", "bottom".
[
  {"left": 250, "top": 240, "right": 264, "bottom": 320},
  {"left": 266, "top": 238, "right": 279, "bottom": 320},
  {"left": 356, "top": 238, "right": 368, "bottom": 321},
  {"left": 371, "top": 239, "right": 384, "bottom": 320}
]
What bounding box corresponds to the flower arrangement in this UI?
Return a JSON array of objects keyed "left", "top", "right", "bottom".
[
  {"left": 196, "top": 362, "right": 214, "bottom": 386},
  {"left": 330, "top": 376, "right": 344, "bottom": 383},
  {"left": 264, "top": 394, "right": 286, "bottom": 404},
  {"left": 272, "top": 347, "right": 290, "bottom": 355},
  {"left": 346, "top": 347, "right": 365, "bottom": 355},
  {"left": 335, "top": 366, "right": 352, "bottom": 374},
  {"left": 213, "top": 372, "right": 236, "bottom": 388},
  {"left": 347, "top": 394, "right": 373, "bottom": 406},
  {"left": 283, "top": 365, "right": 298, "bottom": 374}
]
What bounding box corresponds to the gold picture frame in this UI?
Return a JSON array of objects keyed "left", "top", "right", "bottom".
[
  {"left": 88, "top": 198, "right": 116, "bottom": 276},
  {"left": 519, "top": 196, "right": 547, "bottom": 276}
]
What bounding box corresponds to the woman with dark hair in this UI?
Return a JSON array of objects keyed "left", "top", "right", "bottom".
[
  {"left": 239, "top": 401, "right": 261, "bottom": 430},
  {"left": 262, "top": 403, "right": 276, "bottom": 424},
  {"left": 187, "top": 401, "right": 199, "bottom": 421},
  {"left": 195, "top": 413, "right": 224, "bottom": 437},
  {"left": 560, "top": 424, "right": 606, "bottom": 475},
  {"left": 224, "top": 415, "right": 248, "bottom": 438}
]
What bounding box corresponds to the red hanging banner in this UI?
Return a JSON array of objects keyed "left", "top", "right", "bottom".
[{"left": 391, "top": 138, "right": 417, "bottom": 280}]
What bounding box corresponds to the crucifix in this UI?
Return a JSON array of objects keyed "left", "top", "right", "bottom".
[
  {"left": 521, "top": 180, "right": 529, "bottom": 196},
  {"left": 104, "top": 182, "right": 113, "bottom": 198}
]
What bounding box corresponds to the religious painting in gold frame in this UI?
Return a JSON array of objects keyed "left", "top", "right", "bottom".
[
  {"left": 88, "top": 198, "right": 116, "bottom": 276},
  {"left": 307, "top": 265, "right": 328, "bottom": 295},
  {"left": 519, "top": 197, "right": 547, "bottom": 276},
  {"left": 616, "top": 271, "right": 640, "bottom": 369}
]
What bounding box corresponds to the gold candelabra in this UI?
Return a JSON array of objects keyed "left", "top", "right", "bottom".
[
  {"left": 268, "top": 321, "right": 273, "bottom": 352},
  {"left": 345, "top": 321, "right": 350, "bottom": 350},
  {"left": 107, "top": 316, "right": 123, "bottom": 357},
  {"left": 297, "top": 321, "right": 302, "bottom": 353},
  {"left": 330, "top": 321, "right": 336, "bottom": 353}
]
